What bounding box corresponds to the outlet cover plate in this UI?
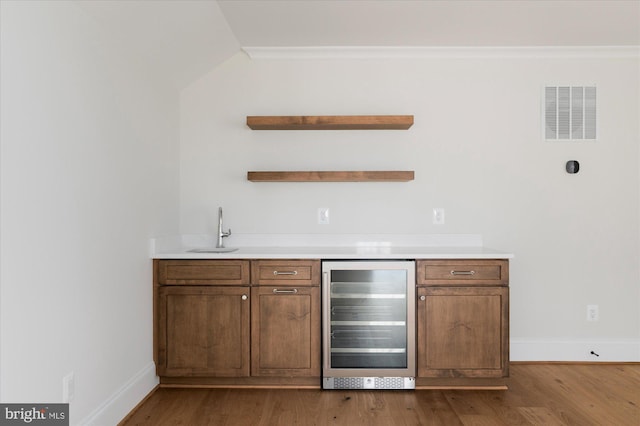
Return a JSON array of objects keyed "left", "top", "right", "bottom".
[
  {"left": 318, "top": 208, "right": 330, "bottom": 225},
  {"left": 433, "top": 208, "right": 445, "bottom": 225}
]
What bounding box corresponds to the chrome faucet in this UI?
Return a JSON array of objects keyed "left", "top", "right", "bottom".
[{"left": 216, "top": 207, "right": 231, "bottom": 248}]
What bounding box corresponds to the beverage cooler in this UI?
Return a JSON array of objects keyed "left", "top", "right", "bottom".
[{"left": 322, "top": 260, "right": 416, "bottom": 389}]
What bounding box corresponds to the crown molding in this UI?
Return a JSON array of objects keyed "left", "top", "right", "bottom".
[{"left": 243, "top": 46, "right": 640, "bottom": 60}]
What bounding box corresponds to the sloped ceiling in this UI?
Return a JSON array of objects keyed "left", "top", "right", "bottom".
[
  {"left": 76, "top": 0, "right": 640, "bottom": 89},
  {"left": 76, "top": 0, "right": 240, "bottom": 89}
]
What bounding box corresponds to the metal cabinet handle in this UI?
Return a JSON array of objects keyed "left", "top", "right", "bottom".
[
  {"left": 273, "top": 270, "right": 298, "bottom": 276},
  {"left": 272, "top": 288, "right": 298, "bottom": 294},
  {"left": 450, "top": 270, "right": 475, "bottom": 276},
  {"left": 419, "top": 295, "right": 426, "bottom": 301},
  {"left": 241, "top": 294, "right": 248, "bottom": 300}
]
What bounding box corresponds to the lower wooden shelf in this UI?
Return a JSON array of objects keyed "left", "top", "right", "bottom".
[{"left": 247, "top": 171, "right": 415, "bottom": 182}]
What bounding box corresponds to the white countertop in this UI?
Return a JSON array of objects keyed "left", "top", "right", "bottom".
[{"left": 151, "top": 234, "right": 514, "bottom": 260}]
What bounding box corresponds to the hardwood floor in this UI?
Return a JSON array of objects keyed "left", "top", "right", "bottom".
[{"left": 120, "top": 364, "right": 639, "bottom": 425}]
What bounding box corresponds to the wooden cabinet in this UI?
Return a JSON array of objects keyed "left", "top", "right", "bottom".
[
  {"left": 154, "top": 259, "right": 320, "bottom": 387},
  {"left": 155, "top": 260, "right": 251, "bottom": 378},
  {"left": 416, "top": 259, "right": 508, "bottom": 286},
  {"left": 251, "top": 286, "right": 320, "bottom": 377},
  {"left": 155, "top": 257, "right": 508, "bottom": 388},
  {"left": 251, "top": 259, "right": 320, "bottom": 286},
  {"left": 416, "top": 260, "right": 509, "bottom": 383},
  {"left": 251, "top": 260, "right": 321, "bottom": 377},
  {"left": 157, "top": 285, "right": 250, "bottom": 377},
  {"left": 156, "top": 259, "right": 250, "bottom": 285}
]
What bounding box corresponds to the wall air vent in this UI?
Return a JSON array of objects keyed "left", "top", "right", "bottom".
[{"left": 544, "top": 86, "right": 596, "bottom": 140}]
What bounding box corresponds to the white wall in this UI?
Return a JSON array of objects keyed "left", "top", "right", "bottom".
[
  {"left": 180, "top": 51, "right": 640, "bottom": 360},
  {"left": 0, "top": 1, "right": 179, "bottom": 424}
]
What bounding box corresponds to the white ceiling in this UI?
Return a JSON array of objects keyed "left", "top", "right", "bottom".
[
  {"left": 219, "top": 0, "right": 640, "bottom": 47},
  {"left": 76, "top": 0, "right": 640, "bottom": 88}
]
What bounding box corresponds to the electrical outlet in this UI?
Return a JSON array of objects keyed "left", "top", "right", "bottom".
[
  {"left": 62, "top": 371, "right": 75, "bottom": 403},
  {"left": 318, "top": 208, "right": 330, "bottom": 225},
  {"left": 587, "top": 305, "right": 599, "bottom": 322},
  {"left": 433, "top": 208, "right": 445, "bottom": 225}
]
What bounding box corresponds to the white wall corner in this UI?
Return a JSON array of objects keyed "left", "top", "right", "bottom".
[
  {"left": 78, "top": 362, "right": 157, "bottom": 426},
  {"left": 510, "top": 339, "right": 640, "bottom": 362}
]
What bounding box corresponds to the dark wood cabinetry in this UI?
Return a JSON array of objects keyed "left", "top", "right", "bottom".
[
  {"left": 156, "top": 259, "right": 250, "bottom": 285},
  {"left": 154, "top": 259, "right": 320, "bottom": 387},
  {"left": 416, "top": 259, "right": 509, "bottom": 387},
  {"left": 251, "top": 260, "right": 321, "bottom": 378},
  {"left": 157, "top": 285, "right": 250, "bottom": 377},
  {"left": 251, "top": 286, "right": 320, "bottom": 377},
  {"left": 154, "top": 257, "right": 509, "bottom": 389},
  {"left": 155, "top": 260, "right": 251, "bottom": 379}
]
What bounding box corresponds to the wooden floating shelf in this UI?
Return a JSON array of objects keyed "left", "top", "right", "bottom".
[
  {"left": 246, "top": 115, "right": 413, "bottom": 130},
  {"left": 247, "top": 171, "right": 415, "bottom": 182}
]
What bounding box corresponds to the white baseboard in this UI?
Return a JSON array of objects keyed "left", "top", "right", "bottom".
[
  {"left": 78, "top": 362, "right": 158, "bottom": 426},
  {"left": 511, "top": 338, "right": 640, "bottom": 362}
]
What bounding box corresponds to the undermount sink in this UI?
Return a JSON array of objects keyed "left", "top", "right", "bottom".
[{"left": 188, "top": 247, "right": 239, "bottom": 253}]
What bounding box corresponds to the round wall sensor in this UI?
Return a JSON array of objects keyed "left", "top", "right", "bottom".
[{"left": 566, "top": 160, "right": 580, "bottom": 174}]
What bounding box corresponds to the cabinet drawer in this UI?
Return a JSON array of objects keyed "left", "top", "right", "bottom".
[
  {"left": 251, "top": 260, "right": 320, "bottom": 286},
  {"left": 417, "top": 260, "right": 508, "bottom": 286},
  {"left": 156, "top": 260, "right": 250, "bottom": 285}
]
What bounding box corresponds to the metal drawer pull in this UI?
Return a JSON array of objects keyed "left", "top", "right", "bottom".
[
  {"left": 273, "top": 270, "right": 298, "bottom": 276},
  {"left": 450, "top": 270, "right": 476, "bottom": 276},
  {"left": 272, "top": 288, "right": 298, "bottom": 294}
]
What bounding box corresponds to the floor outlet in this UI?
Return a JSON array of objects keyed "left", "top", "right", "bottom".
[
  {"left": 318, "top": 208, "right": 330, "bottom": 225},
  {"left": 587, "top": 305, "right": 599, "bottom": 322},
  {"left": 63, "top": 371, "right": 75, "bottom": 403}
]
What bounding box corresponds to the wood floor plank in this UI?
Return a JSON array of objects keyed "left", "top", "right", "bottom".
[
  {"left": 517, "top": 407, "right": 567, "bottom": 425},
  {"left": 506, "top": 365, "right": 592, "bottom": 425},
  {"left": 559, "top": 365, "right": 640, "bottom": 426},
  {"left": 445, "top": 392, "right": 512, "bottom": 426},
  {"left": 474, "top": 392, "right": 533, "bottom": 425},
  {"left": 413, "top": 391, "right": 465, "bottom": 425},
  {"left": 119, "top": 364, "right": 640, "bottom": 426}
]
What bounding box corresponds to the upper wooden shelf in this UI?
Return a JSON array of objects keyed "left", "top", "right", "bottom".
[
  {"left": 246, "top": 115, "right": 414, "bottom": 130},
  {"left": 247, "top": 171, "right": 415, "bottom": 182}
]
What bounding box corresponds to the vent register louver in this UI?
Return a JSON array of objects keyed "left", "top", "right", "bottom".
[{"left": 545, "top": 86, "right": 596, "bottom": 140}]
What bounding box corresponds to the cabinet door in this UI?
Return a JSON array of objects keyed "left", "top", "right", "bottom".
[
  {"left": 251, "top": 286, "right": 320, "bottom": 377},
  {"left": 417, "top": 286, "right": 509, "bottom": 378},
  {"left": 157, "top": 286, "right": 250, "bottom": 377}
]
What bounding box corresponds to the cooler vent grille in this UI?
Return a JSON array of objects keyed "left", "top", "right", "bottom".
[{"left": 324, "top": 377, "right": 415, "bottom": 389}]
